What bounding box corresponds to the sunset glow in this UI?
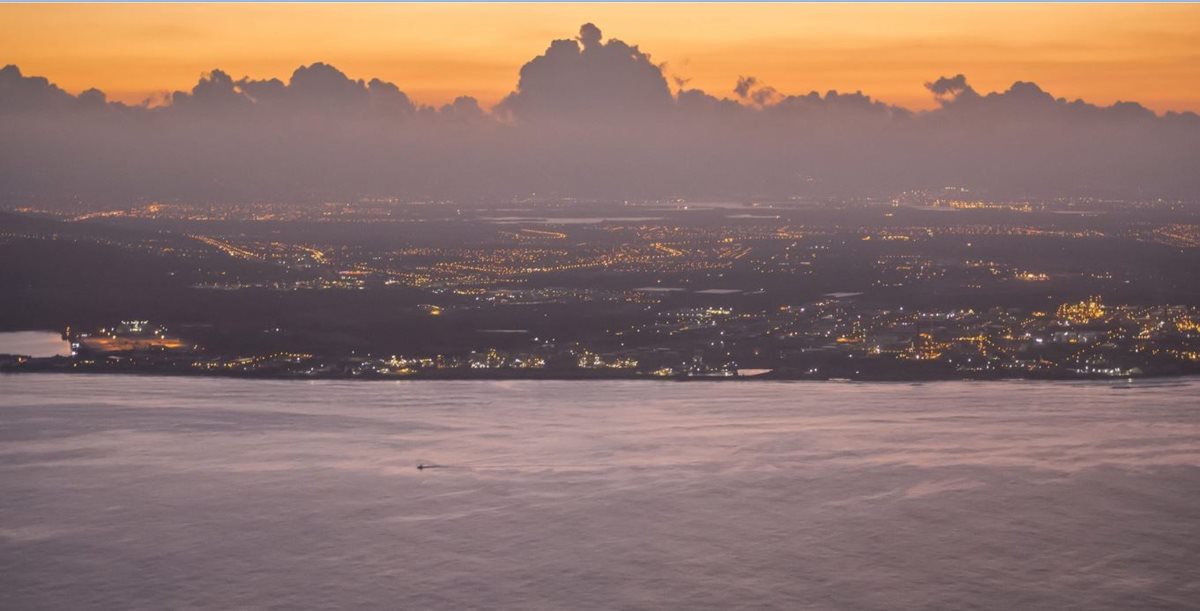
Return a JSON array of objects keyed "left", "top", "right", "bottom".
[
  {"left": 4, "top": 3, "right": 1200, "bottom": 112},
  {"left": 4, "top": 6, "right": 1200, "bottom": 608}
]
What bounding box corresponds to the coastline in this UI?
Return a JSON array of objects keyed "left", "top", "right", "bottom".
[{"left": 4, "top": 360, "right": 1198, "bottom": 384}]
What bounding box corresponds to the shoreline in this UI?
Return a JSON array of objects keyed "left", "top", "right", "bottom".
[{"left": 4, "top": 364, "right": 1198, "bottom": 384}]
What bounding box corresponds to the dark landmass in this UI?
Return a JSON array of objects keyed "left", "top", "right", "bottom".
[{"left": 2, "top": 195, "right": 1199, "bottom": 381}]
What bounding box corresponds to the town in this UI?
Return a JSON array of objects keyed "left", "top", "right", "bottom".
[
  {"left": 6, "top": 293, "right": 1199, "bottom": 380},
  {"left": 2, "top": 194, "right": 1199, "bottom": 380}
]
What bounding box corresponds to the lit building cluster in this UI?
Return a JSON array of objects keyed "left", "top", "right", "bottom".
[{"left": 4, "top": 194, "right": 1198, "bottom": 381}]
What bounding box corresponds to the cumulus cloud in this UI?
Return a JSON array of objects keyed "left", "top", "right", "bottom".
[
  {"left": 925, "top": 73, "right": 977, "bottom": 105},
  {"left": 1, "top": 25, "right": 1198, "bottom": 205},
  {"left": 496, "top": 23, "right": 673, "bottom": 121},
  {"left": 0, "top": 64, "right": 107, "bottom": 112},
  {"left": 440, "top": 96, "right": 483, "bottom": 118},
  {"left": 578, "top": 22, "right": 603, "bottom": 50},
  {"left": 166, "top": 63, "right": 415, "bottom": 118}
]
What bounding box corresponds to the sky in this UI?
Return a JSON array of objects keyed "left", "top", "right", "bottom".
[
  {"left": 2, "top": 4, "right": 1199, "bottom": 205},
  {"left": 3, "top": 3, "right": 1200, "bottom": 113}
]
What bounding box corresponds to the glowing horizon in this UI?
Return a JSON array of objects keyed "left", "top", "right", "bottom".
[{"left": 3, "top": 3, "right": 1200, "bottom": 113}]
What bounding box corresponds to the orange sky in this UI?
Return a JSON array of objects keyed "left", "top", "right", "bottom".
[{"left": 3, "top": 3, "right": 1200, "bottom": 112}]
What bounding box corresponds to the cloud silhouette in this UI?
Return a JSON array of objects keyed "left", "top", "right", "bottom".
[
  {"left": 733, "top": 76, "right": 757, "bottom": 99},
  {"left": 1, "top": 24, "right": 1198, "bottom": 205},
  {"left": 166, "top": 63, "right": 415, "bottom": 118},
  {"left": 497, "top": 23, "right": 673, "bottom": 121},
  {"left": 926, "top": 74, "right": 977, "bottom": 105},
  {"left": 1, "top": 64, "right": 108, "bottom": 112}
]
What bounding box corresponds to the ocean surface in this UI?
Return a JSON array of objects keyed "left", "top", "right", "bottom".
[{"left": 1, "top": 375, "right": 1197, "bottom": 610}]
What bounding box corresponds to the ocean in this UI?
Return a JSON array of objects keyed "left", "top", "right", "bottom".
[{"left": 1, "top": 375, "right": 1197, "bottom": 609}]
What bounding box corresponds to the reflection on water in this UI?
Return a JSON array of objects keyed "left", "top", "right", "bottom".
[
  {"left": 1, "top": 375, "right": 1197, "bottom": 609},
  {"left": 0, "top": 331, "right": 70, "bottom": 357}
]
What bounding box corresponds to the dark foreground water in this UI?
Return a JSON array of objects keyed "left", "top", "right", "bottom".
[{"left": 1, "top": 375, "right": 1198, "bottom": 610}]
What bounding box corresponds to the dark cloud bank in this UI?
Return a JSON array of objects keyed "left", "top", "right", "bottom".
[{"left": 2, "top": 24, "right": 1197, "bottom": 206}]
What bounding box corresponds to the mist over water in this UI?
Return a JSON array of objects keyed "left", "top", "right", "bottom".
[{"left": 1, "top": 375, "right": 1197, "bottom": 609}]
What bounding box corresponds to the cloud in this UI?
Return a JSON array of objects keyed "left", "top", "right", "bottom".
[
  {"left": 925, "top": 75, "right": 1165, "bottom": 126},
  {"left": 167, "top": 63, "right": 415, "bottom": 118},
  {"left": 438, "top": 96, "right": 485, "bottom": 122},
  {"left": 925, "top": 73, "right": 977, "bottom": 105},
  {"left": 0, "top": 64, "right": 105, "bottom": 112},
  {"left": 733, "top": 76, "right": 757, "bottom": 99},
  {"left": 496, "top": 23, "right": 674, "bottom": 121},
  {"left": 1, "top": 24, "right": 1198, "bottom": 205},
  {"left": 578, "top": 22, "right": 603, "bottom": 50},
  {"left": 170, "top": 69, "right": 250, "bottom": 113}
]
